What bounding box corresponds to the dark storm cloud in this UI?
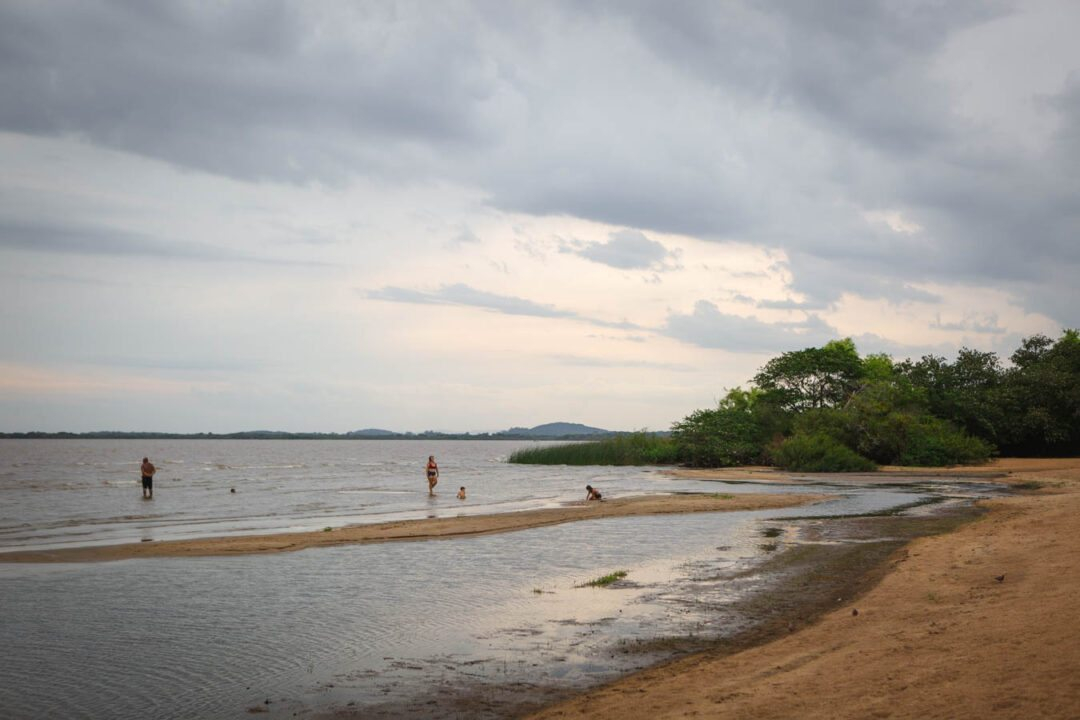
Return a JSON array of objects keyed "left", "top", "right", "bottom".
[
  {"left": 930, "top": 314, "right": 1006, "bottom": 335},
  {"left": 367, "top": 283, "right": 642, "bottom": 330},
  {"left": 490, "top": 167, "right": 753, "bottom": 240},
  {"left": 0, "top": 1, "right": 499, "bottom": 183},
  {"left": 2, "top": 1, "right": 1078, "bottom": 323},
  {"left": 756, "top": 298, "right": 832, "bottom": 311},
  {"left": 624, "top": 0, "right": 1001, "bottom": 150},
  {"left": 663, "top": 301, "right": 838, "bottom": 354},
  {"left": 0, "top": 217, "right": 316, "bottom": 265},
  {"left": 567, "top": 230, "right": 676, "bottom": 270},
  {"left": 446, "top": 225, "right": 482, "bottom": 248},
  {"left": 0, "top": 220, "right": 324, "bottom": 267},
  {"left": 85, "top": 355, "right": 260, "bottom": 373},
  {"left": 550, "top": 355, "right": 695, "bottom": 372},
  {"left": 663, "top": 301, "right": 968, "bottom": 362},
  {"left": 544, "top": 1, "right": 1076, "bottom": 320},
  {"left": 781, "top": 251, "right": 943, "bottom": 306}
]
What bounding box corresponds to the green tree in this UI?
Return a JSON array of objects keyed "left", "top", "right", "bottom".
[
  {"left": 861, "top": 353, "right": 896, "bottom": 381},
  {"left": 671, "top": 388, "right": 767, "bottom": 467},
  {"left": 998, "top": 330, "right": 1080, "bottom": 456},
  {"left": 754, "top": 338, "right": 865, "bottom": 412},
  {"left": 792, "top": 376, "right": 990, "bottom": 466},
  {"left": 896, "top": 348, "right": 1004, "bottom": 444},
  {"left": 841, "top": 380, "right": 920, "bottom": 464}
]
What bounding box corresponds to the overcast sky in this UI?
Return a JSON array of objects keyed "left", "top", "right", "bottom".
[{"left": 2, "top": 0, "right": 1078, "bottom": 433}]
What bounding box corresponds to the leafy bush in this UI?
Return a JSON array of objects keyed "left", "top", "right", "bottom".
[
  {"left": 798, "top": 380, "right": 990, "bottom": 467},
  {"left": 671, "top": 404, "right": 764, "bottom": 467},
  {"left": 792, "top": 407, "right": 855, "bottom": 446},
  {"left": 898, "top": 417, "right": 993, "bottom": 466},
  {"left": 772, "top": 432, "right": 877, "bottom": 472}
]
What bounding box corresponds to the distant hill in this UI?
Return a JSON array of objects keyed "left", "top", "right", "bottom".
[
  {"left": 346, "top": 428, "right": 396, "bottom": 437},
  {"left": 499, "top": 422, "right": 610, "bottom": 438},
  {"left": 0, "top": 422, "right": 619, "bottom": 440}
]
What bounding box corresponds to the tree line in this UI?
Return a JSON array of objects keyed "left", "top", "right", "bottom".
[{"left": 672, "top": 330, "right": 1080, "bottom": 471}]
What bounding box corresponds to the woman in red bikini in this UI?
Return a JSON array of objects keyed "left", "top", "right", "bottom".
[{"left": 426, "top": 455, "right": 439, "bottom": 495}]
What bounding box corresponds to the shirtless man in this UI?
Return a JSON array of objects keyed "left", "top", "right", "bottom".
[
  {"left": 426, "top": 455, "right": 439, "bottom": 496},
  {"left": 140, "top": 457, "right": 156, "bottom": 499}
]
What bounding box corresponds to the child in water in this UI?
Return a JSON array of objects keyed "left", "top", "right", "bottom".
[
  {"left": 585, "top": 484, "right": 602, "bottom": 501},
  {"left": 457, "top": 486, "right": 466, "bottom": 500}
]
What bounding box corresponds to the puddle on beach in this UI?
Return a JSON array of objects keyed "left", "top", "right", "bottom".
[
  {"left": 0, "top": 475, "right": 1007, "bottom": 720},
  {"left": 297, "top": 481, "right": 1004, "bottom": 720}
]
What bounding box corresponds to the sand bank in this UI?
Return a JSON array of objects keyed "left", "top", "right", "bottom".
[
  {"left": 0, "top": 492, "right": 829, "bottom": 564},
  {"left": 528, "top": 458, "right": 1080, "bottom": 719}
]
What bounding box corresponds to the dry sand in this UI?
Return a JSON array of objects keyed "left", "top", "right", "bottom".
[
  {"left": 528, "top": 458, "right": 1080, "bottom": 720},
  {"left": 0, "top": 492, "right": 829, "bottom": 563}
]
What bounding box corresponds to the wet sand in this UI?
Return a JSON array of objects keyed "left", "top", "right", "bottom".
[
  {"left": 528, "top": 458, "right": 1080, "bottom": 719},
  {"left": 0, "top": 492, "right": 830, "bottom": 563}
]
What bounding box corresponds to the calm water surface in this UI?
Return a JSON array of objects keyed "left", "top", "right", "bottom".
[
  {"left": 0, "top": 439, "right": 788, "bottom": 551},
  {"left": 0, "top": 440, "right": 989, "bottom": 719}
]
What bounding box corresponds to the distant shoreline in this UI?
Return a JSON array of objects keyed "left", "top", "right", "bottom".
[{"left": 0, "top": 432, "right": 622, "bottom": 441}]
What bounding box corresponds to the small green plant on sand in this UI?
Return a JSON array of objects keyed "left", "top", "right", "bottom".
[
  {"left": 322, "top": 526, "right": 332, "bottom": 532},
  {"left": 712, "top": 493, "right": 735, "bottom": 500},
  {"left": 577, "top": 570, "right": 628, "bottom": 588}
]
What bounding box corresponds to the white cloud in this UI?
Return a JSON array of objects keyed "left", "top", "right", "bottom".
[{"left": 863, "top": 210, "right": 924, "bottom": 235}]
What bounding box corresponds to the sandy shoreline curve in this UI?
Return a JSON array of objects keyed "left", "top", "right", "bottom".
[
  {"left": 528, "top": 458, "right": 1080, "bottom": 719},
  {"left": 0, "top": 492, "right": 831, "bottom": 564}
]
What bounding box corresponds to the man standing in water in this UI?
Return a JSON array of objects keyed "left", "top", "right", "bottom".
[
  {"left": 426, "top": 455, "right": 439, "bottom": 496},
  {"left": 140, "top": 457, "right": 156, "bottom": 499}
]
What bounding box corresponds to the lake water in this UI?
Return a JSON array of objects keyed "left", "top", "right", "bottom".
[
  {"left": 0, "top": 438, "right": 800, "bottom": 552},
  {"left": 0, "top": 440, "right": 995, "bottom": 719}
]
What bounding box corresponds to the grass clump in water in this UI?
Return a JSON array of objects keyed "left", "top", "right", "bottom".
[
  {"left": 576, "top": 570, "right": 628, "bottom": 588},
  {"left": 508, "top": 432, "right": 678, "bottom": 466}
]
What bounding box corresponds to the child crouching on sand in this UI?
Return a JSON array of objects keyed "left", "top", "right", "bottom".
[{"left": 586, "top": 484, "right": 602, "bottom": 501}]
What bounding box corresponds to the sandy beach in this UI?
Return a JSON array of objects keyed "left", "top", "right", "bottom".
[
  {"left": 0, "top": 491, "right": 829, "bottom": 563},
  {"left": 527, "top": 458, "right": 1080, "bottom": 719}
]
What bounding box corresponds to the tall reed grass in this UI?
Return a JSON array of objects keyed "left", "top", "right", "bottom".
[{"left": 507, "top": 432, "right": 678, "bottom": 465}]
